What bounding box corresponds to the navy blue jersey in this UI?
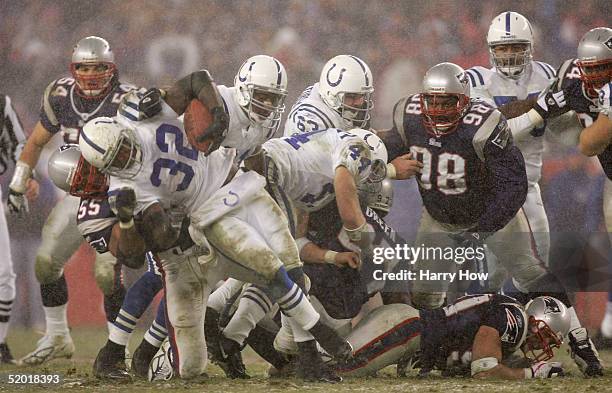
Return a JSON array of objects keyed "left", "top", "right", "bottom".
[
  {"left": 76, "top": 197, "right": 117, "bottom": 254},
  {"left": 385, "top": 95, "right": 527, "bottom": 232},
  {"left": 557, "top": 59, "right": 612, "bottom": 179},
  {"left": 419, "top": 294, "right": 527, "bottom": 371},
  {"left": 39, "top": 77, "right": 143, "bottom": 144},
  {"left": 304, "top": 201, "right": 408, "bottom": 319}
]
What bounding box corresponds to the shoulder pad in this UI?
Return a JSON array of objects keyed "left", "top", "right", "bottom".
[
  {"left": 287, "top": 103, "right": 335, "bottom": 131},
  {"left": 533, "top": 61, "right": 557, "bottom": 80},
  {"left": 41, "top": 79, "right": 71, "bottom": 127},
  {"left": 466, "top": 66, "right": 491, "bottom": 88},
  {"left": 472, "top": 109, "right": 505, "bottom": 161},
  {"left": 557, "top": 59, "right": 581, "bottom": 88}
]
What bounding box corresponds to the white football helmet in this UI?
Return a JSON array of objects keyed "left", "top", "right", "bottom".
[
  {"left": 348, "top": 128, "right": 387, "bottom": 185},
  {"left": 70, "top": 36, "right": 117, "bottom": 98},
  {"left": 487, "top": 12, "right": 534, "bottom": 79},
  {"left": 319, "top": 55, "right": 374, "bottom": 128},
  {"left": 79, "top": 117, "right": 142, "bottom": 179},
  {"left": 234, "top": 55, "right": 288, "bottom": 133}
]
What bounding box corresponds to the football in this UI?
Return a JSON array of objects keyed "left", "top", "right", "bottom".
[{"left": 184, "top": 98, "right": 214, "bottom": 152}]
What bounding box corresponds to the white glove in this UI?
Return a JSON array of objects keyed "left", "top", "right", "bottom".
[
  {"left": 7, "top": 161, "right": 32, "bottom": 215},
  {"left": 528, "top": 361, "right": 564, "bottom": 378}
]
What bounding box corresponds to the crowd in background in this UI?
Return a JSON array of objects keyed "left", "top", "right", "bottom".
[{"left": 0, "top": 0, "right": 609, "bottom": 326}]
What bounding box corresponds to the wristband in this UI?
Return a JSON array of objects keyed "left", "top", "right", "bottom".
[
  {"left": 524, "top": 367, "right": 534, "bottom": 379},
  {"left": 386, "top": 163, "right": 397, "bottom": 179},
  {"left": 324, "top": 250, "right": 338, "bottom": 264},
  {"left": 119, "top": 219, "right": 135, "bottom": 229},
  {"left": 9, "top": 161, "right": 33, "bottom": 193},
  {"left": 295, "top": 237, "right": 312, "bottom": 255}
]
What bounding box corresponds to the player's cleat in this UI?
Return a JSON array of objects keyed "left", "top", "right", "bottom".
[
  {"left": 132, "top": 340, "right": 160, "bottom": 379},
  {"left": 19, "top": 333, "right": 75, "bottom": 366},
  {"left": 0, "top": 342, "right": 16, "bottom": 364},
  {"left": 92, "top": 342, "right": 131, "bottom": 382},
  {"left": 296, "top": 340, "right": 342, "bottom": 383},
  {"left": 309, "top": 321, "right": 353, "bottom": 362},
  {"left": 568, "top": 327, "right": 604, "bottom": 377},
  {"left": 216, "top": 338, "right": 249, "bottom": 379},
  {"left": 148, "top": 340, "right": 174, "bottom": 382}
]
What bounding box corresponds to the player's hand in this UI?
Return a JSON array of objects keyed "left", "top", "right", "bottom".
[
  {"left": 109, "top": 187, "right": 137, "bottom": 223},
  {"left": 334, "top": 251, "right": 361, "bottom": 269},
  {"left": 390, "top": 154, "right": 423, "bottom": 179},
  {"left": 197, "top": 106, "right": 229, "bottom": 156},
  {"left": 7, "top": 188, "right": 28, "bottom": 214},
  {"left": 25, "top": 178, "right": 40, "bottom": 201},
  {"left": 139, "top": 88, "right": 164, "bottom": 118},
  {"left": 530, "top": 361, "right": 564, "bottom": 378},
  {"left": 533, "top": 88, "right": 569, "bottom": 120},
  {"left": 342, "top": 222, "right": 375, "bottom": 250}
]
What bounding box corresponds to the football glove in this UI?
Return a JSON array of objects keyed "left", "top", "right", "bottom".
[
  {"left": 139, "top": 88, "right": 165, "bottom": 119},
  {"left": 109, "top": 187, "right": 137, "bottom": 223},
  {"left": 197, "top": 106, "right": 229, "bottom": 156},
  {"left": 529, "top": 361, "right": 564, "bottom": 378},
  {"left": 533, "top": 88, "right": 569, "bottom": 120}
]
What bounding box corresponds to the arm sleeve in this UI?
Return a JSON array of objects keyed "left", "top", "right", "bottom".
[
  {"left": 476, "top": 115, "right": 528, "bottom": 233},
  {"left": 332, "top": 137, "right": 372, "bottom": 182},
  {"left": 38, "top": 81, "right": 62, "bottom": 134}
]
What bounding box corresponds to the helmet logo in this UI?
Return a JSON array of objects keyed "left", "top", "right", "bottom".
[
  {"left": 542, "top": 297, "right": 561, "bottom": 314},
  {"left": 238, "top": 61, "right": 256, "bottom": 82},
  {"left": 456, "top": 72, "right": 468, "bottom": 88},
  {"left": 605, "top": 37, "right": 612, "bottom": 50},
  {"left": 326, "top": 63, "right": 347, "bottom": 87}
]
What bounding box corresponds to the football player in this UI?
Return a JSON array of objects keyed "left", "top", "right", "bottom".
[
  {"left": 384, "top": 61, "right": 603, "bottom": 377},
  {"left": 78, "top": 78, "right": 352, "bottom": 379},
  {"left": 45, "top": 145, "right": 168, "bottom": 381},
  {"left": 9, "top": 36, "right": 145, "bottom": 365},
  {"left": 466, "top": 12, "right": 557, "bottom": 265},
  {"left": 283, "top": 54, "right": 421, "bottom": 181},
  {"left": 0, "top": 93, "right": 33, "bottom": 363}
]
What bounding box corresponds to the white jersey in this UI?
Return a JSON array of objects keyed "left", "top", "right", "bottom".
[
  {"left": 466, "top": 61, "right": 556, "bottom": 185},
  {"left": 111, "top": 102, "right": 236, "bottom": 216},
  {"left": 263, "top": 128, "right": 374, "bottom": 211},
  {"left": 284, "top": 83, "right": 352, "bottom": 136},
  {"left": 217, "top": 85, "right": 276, "bottom": 162}
]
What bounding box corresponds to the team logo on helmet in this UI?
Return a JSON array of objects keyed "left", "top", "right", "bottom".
[
  {"left": 543, "top": 297, "right": 561, "bottom": 314},
  {"left": 238, "top": 61, "right": 256, "bottom": 82},
  {"left": 456, "top": 72, "right": 468, "bottom": 88},
  {"left": 605, "top": 37, "right": 612, "bottom": 50},
  {"left": 326, "top": 64, "right": 348, "bottom": 87}
]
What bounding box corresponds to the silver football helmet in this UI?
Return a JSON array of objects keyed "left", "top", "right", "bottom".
[
  {"left": 234, "top": 55, "right": 288, "bottom": 133},
  {"left": 79, "top": 117, "right": 142, "bottom": 179},
  {"left": 486, "top": 12, "right": 534, "bottom": 79},
  {"left": 522, "top": 296, "right": 571, "bottom": 362},
  {"left": 70, "top": 36, "right": 117, "bottom": 98},
  {"left": 420, "top": 62, "right": 471, "bottom": 137},
  {"left": 319, "top": 55, "right": 374, "bottom": 128},
  {"left": 576, "top": 27, "right": 612, "bottom": 96},
  {"left": 48, "top": 144, "right": 108, "bottom": 198}
]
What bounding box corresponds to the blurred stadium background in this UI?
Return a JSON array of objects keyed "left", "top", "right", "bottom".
[{"left": 0, "top": 0, "right": 610, "bottom": 333}]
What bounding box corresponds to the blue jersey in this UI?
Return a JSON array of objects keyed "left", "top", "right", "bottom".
[
  {"left": 419, "top": 294, "right": 528, "bottom": 373},
  {"left": 557, "top": 59, "right": 612, "bottom": 179},
  {"left": 304, "top": 201, "right": 408, "bottom": 319},
  {"left": 39, "top": 77, "right": 142, "bottom": 144},
  {"left": 386, "top": 95, "right": 527, "bottom": 232}
]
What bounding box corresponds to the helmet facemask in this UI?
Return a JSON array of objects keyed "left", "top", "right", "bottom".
[
  {"left": 240, "top": 84, "right": 287, "bottom": 133},
  {"left": 521, "top": 316, "right": 563, "bottom": 362},
  {"left": 70, "top": 155, "right": 109, "bottom": 198},
  {"left": 70, "top": 62, "right": 116, "bottom": 98},
  {"left": 336, "top": 91, "right": 374, "bottom": 128},
  {"left": 420, "top": 93, "right": 470, "bottom": 137},
  {"left": 102, "top": 129, "right": 143, "bottom": 179},
  {"left": 576, "top": 59, "right": 612, "bottom": 98},
  {"left": 489, "top": 42, "right": 533, "bottom": 80}
]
